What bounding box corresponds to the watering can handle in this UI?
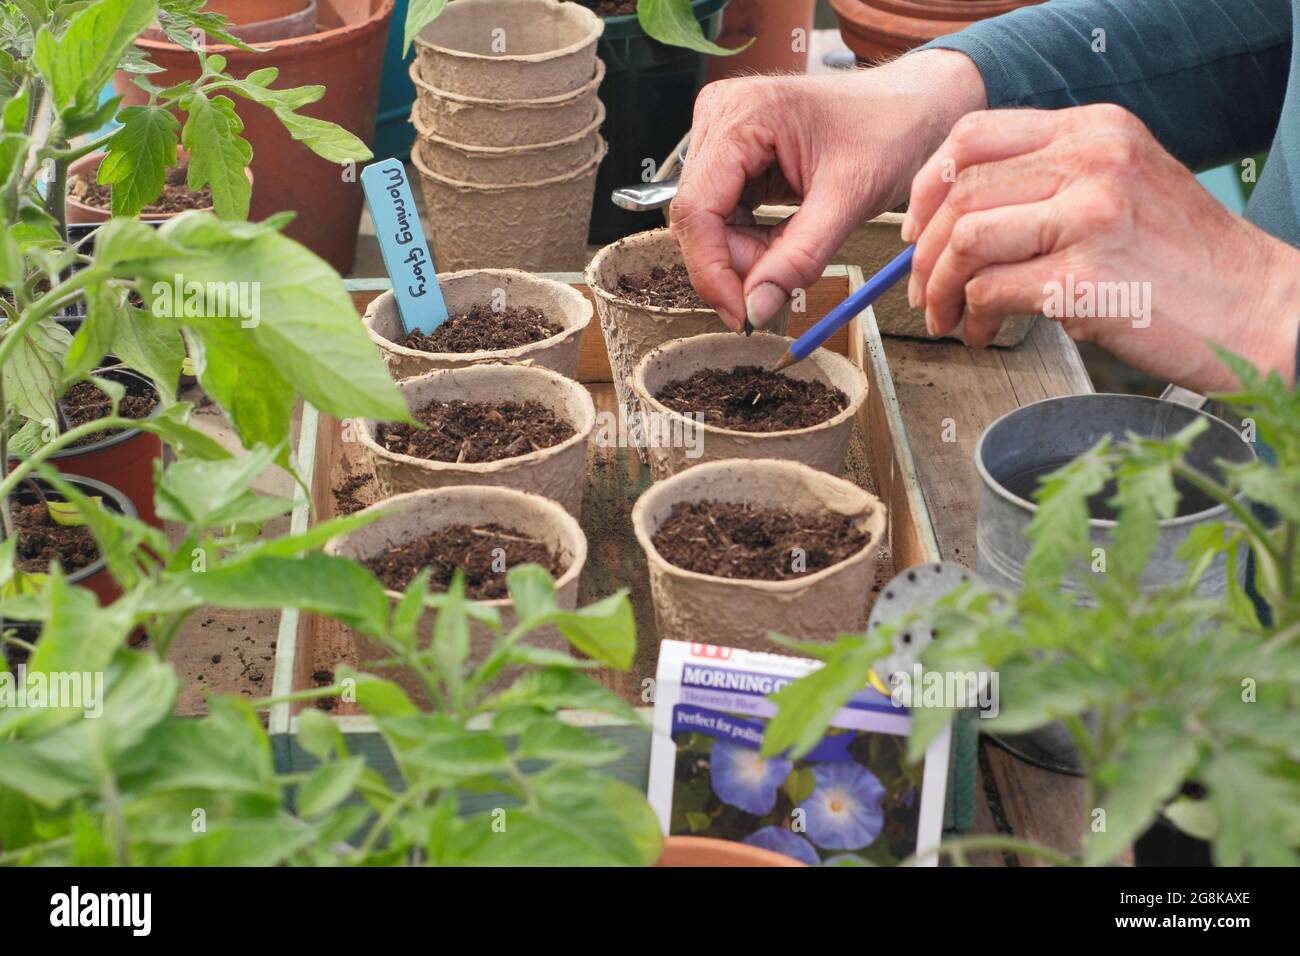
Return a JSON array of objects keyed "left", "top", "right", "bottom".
[{"left": 1160, "top": 384, "right": 1210, "bottom": 410}]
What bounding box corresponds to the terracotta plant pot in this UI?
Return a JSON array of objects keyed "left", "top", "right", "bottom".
[
  {"left": 657, "top": 835, "right": 808, "bottom": 867},
  {"left": 410, "top": 59, "right": 605, "bottom": 148},
  {"left": 363, "top": 268, "right": 593, "bottom": 380},
  {"left": 412, "top": 100, "right": 606, "bottom": 184},
  {"left": 324, "top": 486, "right": 586, "bottom": 702},
  {"left": 631, "top": 332, "right": 868, "bottom": 480},
  {"left": 703, "top": 0, "right": 818, "bottom": 82},
  {"left": 632, "top": 458, "right": 887, "bottom": 651},
  {"left": 411, "top": 139, "right": 606, "bottom": 272},
  {"left": 117, "top": 0, "right": 395, "bottom": 274},
  {"left": 148, "top": 0, "right": 319, "bottom": 43},
  {"left": 831, "top": 0, "right": 1044, "bottom": 62},
  {"left": 8, "top": 369, "right": 165, "bottom": 529},
  {"left": 357, "top": 363, "right": 596, "bottom": 516},
  {"left": 65, "top": 151, "right": 253, "bottom": 224},
  {"left": 413, "top": 0, "right": 604, "bottom": 100},
  {"left": 585, "top": 228, "right": 789, "bottom": 428}
]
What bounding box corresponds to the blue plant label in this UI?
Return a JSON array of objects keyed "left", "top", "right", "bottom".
[{"left": 361, "top": 159, "right": 448, "bottom": 335}]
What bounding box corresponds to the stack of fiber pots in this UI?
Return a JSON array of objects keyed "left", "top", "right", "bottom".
[{"left": 410, "top": 0, "right": 607, "bottom": 271}]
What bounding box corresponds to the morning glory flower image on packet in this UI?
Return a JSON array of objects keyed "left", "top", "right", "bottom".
[{"left": 647, "top": 641, "right": 951, "bottom": 866}]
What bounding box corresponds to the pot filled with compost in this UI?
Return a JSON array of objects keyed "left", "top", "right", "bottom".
[
  {"left": 1, "top": 475, "right": 136, "bottom": 666},
  {"left": 363, "top": 268, "right": 593, "bottom": 380},
  {"left": 325, "top": 485, "right": 587, "bottom": 701},
  {"left": 632, "top": 458, "right": 886, "bottom": 650},
  {"left": 357, "top": 364, "right": 596, "bottom": 516},
  {"left": 66, "top": 152, "right": 251, "bottom": 224},
  {"left": 630, "top": 332, "right": 868, "bottom": 479},
  {"left": 586, "top": 227, "right": 789, "bottom": 425}
]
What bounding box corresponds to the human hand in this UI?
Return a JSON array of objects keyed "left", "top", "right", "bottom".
[
  {"left": 670, "top": 50, "right": 988, "bottom": 332},
  {"left": 903, "top": 104, "right": 1300, "bottom": 390}
]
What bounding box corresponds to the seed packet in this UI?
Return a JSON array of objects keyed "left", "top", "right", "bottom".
[{"left": 646, "top": 640, "right": 950, "bottom": 866}]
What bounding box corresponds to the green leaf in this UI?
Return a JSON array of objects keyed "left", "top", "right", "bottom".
[
  {"left": 0, "top": 229, "right": 21, "bottom": 286},
  {"left": 1163, "top": 798, "right": 1217, "bottom": 842},
  {"left": 271, "top": 108, "right": 372, "bottom": 164},
  {"left": 1082, "top": 708, "right": 1200, "bottom": 866},
  {"left": 1203, "top": 748, "right": 1300, "bottom": 866},
  {"left": 153, "top": 443, "right": 279, "bottom": 527},
  {"left": 403, "top": 0, "right": 448, "bottom": 55},
  {"left": 761, "top": 631, "right": 891, "bottom": 760},
  {"left": 336, "top": 667, "right": 418, "bottom": 719},
  {"left": 99, "top": 104, "right": 182, "bottom": 217},
  {"left": 46, "top": 496, "right": 103, "bottom": 527},
  {"left": 6, "top": 316, "right": 70, "bottom": 424},
  {"left": 515, "top": 717, "right": 624, "bottom": 767},
  {"left": 549, "top": 592, "right": 636, "bottom": 670},
  {"left": 392, "top": 567, "right": 431, "bottom": 652},
  {"left": 486, "top": 667, "right": 642, "bottom": 724},
  {"left": 137, "top": 403, "right": 233, "bottom": 460},
  {"left": 296, "top": 707, "right": 345, "bottom": 762},
  {"left": 180, "top": 92, "right": 252, "bottom": 219},
  {"left": 178, "top": 552, "right": 392, "bottom": 638},
  {"left": 1023, "top": 439, "right": 1113, "bottom": 588},
  {"left": 296, "top": 756, "right": 364, "bottom": 817},
  {"left": 638, "top": 0, "right": 753, "bottom": 56},
  {"left": 33, "top": 0, "right": 157, "bottom": 116},
  {"left": 432, "top": 570, "right": 469, "bottom": 686}
]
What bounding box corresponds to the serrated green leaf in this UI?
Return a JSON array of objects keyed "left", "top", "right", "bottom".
[
  {"left": 180, "top": 92, "right": 252, "bottom": 218},
  {"left": 99, "top": 104, "right": 182, "bottom": 216}
]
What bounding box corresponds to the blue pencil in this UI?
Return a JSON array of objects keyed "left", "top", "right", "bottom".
[{"left": 773, "top": 245, "right": 916, "bottom": 371}]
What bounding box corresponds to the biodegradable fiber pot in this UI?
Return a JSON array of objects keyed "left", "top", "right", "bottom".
[
  {"left": 363, "top": 268, "right": 593, "bottom": 380},
  {"left": 657, "top": 835, "right": 807, "bottom": 867},
  {"left": 632, "top": 458, "right": 887, "bottom": 651},
  {"left": 411, "top": 138, "right": 606, "bottom": 272},
  {"left": 413, "top": 0, "right": 604, "bottom": 99},
  {"left": 412, "top": 100, "right": 606, "bottom": 184},
  {"left": 117, "top": 0, "right": 394, "bottom": 274},
  {"left": 631, "top": 332, "right": 868, "bottom": 480},
  {"left": 324, "top": 486, "right": 586, "bottom": 702},
  {"left": 586, "top": 228, "right": 789, "bottom": 424},
  {"left": 357, "top": 363, "right": 596, "bottom": 516},
  {"left": 410, "top": 59, "right": 605, "bottom": 148}
]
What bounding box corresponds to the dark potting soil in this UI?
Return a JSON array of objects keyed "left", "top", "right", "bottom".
[
  {"left": 377, "top": 400, "right": 575, "bottom": 464},
  {"left": 361, "top": 523, "right": 564, "bottom": 599},
  {"left": 616, "top": 264, "right": 709, "bottom": 309},
  {"left": 13, "top": 499, "right": 101, "bottom": 575},
  {"left": 655, "top": 366, "right": 848, "bottom": 432},
  {"left": 62, "top": 376, "right": 160, "bottom": 449},
  {"left": 573, "top": 0, "right": 639, "bottom": 15},
  {"left": 71, "top": 161, "right": 213, "bottom": 215},
  {"left": 651, "top": 501, "right": 871, "bottom": 581},
  {"left": 401, "top": 305, "right": 563, "bottom": 354}
]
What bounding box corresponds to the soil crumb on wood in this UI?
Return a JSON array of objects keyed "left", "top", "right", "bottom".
[
  {"left": 14, "top": 500, "right": 100, "bottom": 574},
  {"left": 616, "top": 264, "right": 708, "bottom": 309},
  {"left": 401, "top": 304, "right": 563, "bottom": 354},
  {"left": 576, "top": 0, "right": 638, "bottom": 15},
  {"left": 62, "top": 375, "right": 160, "bottom": 448},
  {"left": 333, "top": 471, "right": 375, "bottom": 516},
  {"left": 71, "top": 161, "right": 214, "bottom": 215},
  {"left": 651, "top": 501, "right": 871, "bottom": 581},
  {"left": 655, "top": 366, "right": 847, "bottom": 432},
  {"left": 361, "top": 524, "right": 564, "bottom": 599},
  {"left": 377, "top": 400, "right": 575, "bottom": 463}
]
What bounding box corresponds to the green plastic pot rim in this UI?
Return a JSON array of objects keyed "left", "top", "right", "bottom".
[
  {"left": 408, "top": 57, "right": 606, "bottom": 108},
  {"left": 412, "top": 0, "right": 603, "bottom": 66},
  {"left": 7, "top": 473, "right": 138, "bottom": 586},
  {"left": 133, "top": 0, "right": 394, "bottom": 54}
]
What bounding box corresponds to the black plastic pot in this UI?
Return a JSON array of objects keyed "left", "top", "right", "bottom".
[
  {"left": 588, "top": 0, "right": 729, "bottom": 244},
  {"left": 1133, "top": 815, "right": 1213, "bottom": 867}
]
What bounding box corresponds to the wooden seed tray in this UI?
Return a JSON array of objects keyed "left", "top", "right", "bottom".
[{"left": 267, "top": 268, "right": 943, "bottom": 796}]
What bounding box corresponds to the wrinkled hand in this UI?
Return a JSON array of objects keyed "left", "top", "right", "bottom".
[
  {"left": 671, "top": 50, "right": 986, "bottom": 332},
  {"left": 903, "top": 104, "right": 1300, "bottom": 390}
]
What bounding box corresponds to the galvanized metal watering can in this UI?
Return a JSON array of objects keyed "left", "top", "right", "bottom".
[{"left": 974, "top": 389, "right": 1257, "bottom": 773}]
